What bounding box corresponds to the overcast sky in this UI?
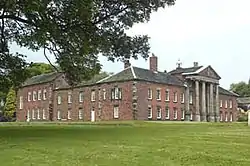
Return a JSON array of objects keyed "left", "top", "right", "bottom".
[{"left": 10, "top": 0, "right": 250, "bottom": 89}]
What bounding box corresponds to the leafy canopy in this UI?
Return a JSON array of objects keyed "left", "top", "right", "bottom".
[
  {"left": 230, "top": 81, "right": 250, "bottom": 97},
  {"left": 3, "top": 86, "right": 16, "bottom": 120},
  {"left": 0, "top": 0, "right": 175, "bottom": 85}
]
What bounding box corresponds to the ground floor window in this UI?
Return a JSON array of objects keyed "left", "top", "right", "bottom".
[
  {"left": 148, "top": 105, "right": 152, "bottom": 119},
  {"left": 113, "top": 106, "right": 119, "bottom": 118},
  {"left": 157, "top": 106, "right": 161, "bottom": 119},
  {"left": 173, "top": 108, "right": 177, "bottom": 120},
  {"left": 225, "top": 112, "right": 228, "bottom": 122},
  {"left": 181, "top": 109, "right": 185, "bottom": 120},
  {"left": 190, "top": 110, "right": 193, "bottom": 121},
  {"left": 42, "top": 109, "right": 46, "bottom": 120},
  {"left": 37, "top": 109, "right": 40, "bottom": 119},
  {"left": 68, "top": 110, "right": 71, "bottom": 119},
  {"left": 32, "top": 109, "right": 35, "bottom": 119},
  {"left": 220, "top": 111, "right": 223, "bottom": 121},
  {"left": 230, "top": 112, "right": 233, "bottom": 122},
  {"left": 79, "top": 109, "right": 83, "bottom": 120},
  {"left": 165, "top": 107, "right": 169, "bottom": 119},
  {"left": 57, "top": 110, "right": 61, "bottom": 120},
  {"left": 27, "top": 110, "right": 30, "bottom": 119}
]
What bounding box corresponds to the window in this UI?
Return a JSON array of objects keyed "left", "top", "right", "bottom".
[
  {"left": 98, "top": 89, "right": 101, "bottom": 100},
  {"left": 19, "top": 96, "right": 23, "bottom": 109},
  {"left": 173, "top": 92, "right": 178, "bottom": 102},
  {"left": 157, "top": 106, "right": 161, "bottom": 119},
  {"left": 111, "top": 87, "right": 122, "bottom": 100},
  {"left": 42, "top": 109, "right": 46, "bottom": 120},
  {"left": 229, "top": 100, "right": 233, "bottom": 109},
  {"left": 79, "top": 109, "right": 83, "bottom": 120},
  {"left": 57, "top": 110, "right": 61, "bottom": 120},
  {"left": 103, "top": 89, "right": 106, "bottom": 100},
  {"left": 43, "top": 89, "right": 47, "bottom": 100},
  {"left": 156, "top": 89, "right": 161, "bottom": 100},
  {"left": 91, "top": 90, "right": 96, "bottom": 101},
  {"left": 165, "top": 107, "right": 169, "bottom": 119},
  {"left": 79, "top": 91, "right": 84, "bottom": 102},
  {"left": 181, "top": 109, "right": 185, "bottom": 120},
  {"left": 68, "top": 92, "right": 72, "bottom": 104},
  {"left": 230, "top": 112, "right": 233, "bottom": 122},
  {"left": 28, "top": 92, "right": 31, "bottom": 102},
  {"left": 33, "top": 91, "right": 37, "bottom": 101},
  {"left": 165, "top": 89, "right": 170, "bottom": 101},
  {"left": 38, "top": 90, "right": 42, "bottom": 100},
  {"left": 27, "top": 110, "right": 30, "bottom": 119},
  {"left": 173, "top": 108, "right": 177, "bottom": 119},
  {"left": 220, "top": 111, "right": 223, "bottom": 121},
  {"left": 225, "top": 112, "right": 228, "bottom": 121},
  {"left": 148, "top": 105, "right": 152, "bottom": 119},
  {"left": 113, "top": 106, "right": 119, "bottom": 118},
  {"left": 190, "top": 110, "right": 193, "bottom": 121},
  {"left": 181, "top": 93, "right": 184, "bottom": 103},
  {"left": 220, "top": 100, "right": 223, "bottom": 108},
  {"left": 37, "top": 109, "right": 40, "bottom": 119},
  {"left": 57, "top": 95, "right": 62, "bottom": 105},
  {"left": 189, "top": 92, "right": 193, "bottom": 104},
  {"left": 148, "top": 88, "right": 152, "bottom": 99},
  {"left": 68, "top": 110, "right": 71, "bottom": 119},
  {"left": 32, "top": 109, "right": 35, "bottom": 119},
  {"left": 225, "top": 100, "right": 228, "bottom": 108}
]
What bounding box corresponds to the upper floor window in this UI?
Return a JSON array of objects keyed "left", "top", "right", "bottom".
[
  {"left": 43, "top": 89, "right": 47, "bottom": 100},
  {"left": 220, "top": 100, "right": 223, "bottom": 108},
  {"left": 57, "top": 95, "right": 62, "bottom": 105},
  {"left": 19, "top": 96, "right": 23, "bottom": 109},
  {"left": 38, "top": 90, "right": 42, "bottom": 100},
  {"left": 33, "top": 91, "right": 37, "bottom": 101},
  {"left": 173, "top": 92, "right": 178, "bottom": 102},
  {"left": 103, "top": 89, "right": 106, "bottom": 100},
  {"left": 91, "top": 90, "right": 96, "bottom": 101},
  {"left": 156, "top": 89, "right": 161, "bottom": 100},
  {"left": 229, "top": 100, "right": 233, "bottom": 108},
  {"left": 189, "top": 92, "right": 193, "bottom": 104},
  {"left": 148, "top": 88, "right": 152, "bottom": 99},
  {"left": 68, "top": 92, "right": 72, "bottom": 104},
  {"left": 79, "top": 91, "right": 84, "bottom": 102},
  {"left": 98, "top": 89, "right": 101, "bottom": 100},
  {"left": 111, "top": 87, "right": 122, "bottom": 100},
  {"left": 225, "top": 100, "right": 228, "bottom": 108},
  {"left": 28, "top": 92, "right": 31, "bottom": 102},
  {"left": 165, "top": 89, "right": 170, "bottom": 101},
  {"left": 181, "top": 93, "right": 184, "bottom": 103}
]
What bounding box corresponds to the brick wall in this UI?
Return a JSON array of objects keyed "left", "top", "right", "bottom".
[{"left": 219, "top": 94, "right": 238, "bottom": 122}]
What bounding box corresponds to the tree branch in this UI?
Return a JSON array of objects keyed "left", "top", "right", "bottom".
[
  {"left": 43, "top": 46, "right": 59, "bottom": 72},
  {"left": 0, "top": 15, "right": 37, "bottom": 27}
]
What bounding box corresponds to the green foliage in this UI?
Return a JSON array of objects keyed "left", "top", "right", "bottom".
[
  {"left": 237, "top": 114, "right": 248, "bottom": 122},
  {"left": 3, "top": 86, "right": 16, "bottom": 120},
  {"left": 0, "top": 0, "right": 175, "bottom": 85},
  {"left": 26, "top": 62, "right": 54, "bottom": 78},
  {"left": 230, "top": 81, "right": 250, "bottom": 97}
]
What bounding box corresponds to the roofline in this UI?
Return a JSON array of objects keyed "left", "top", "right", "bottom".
[{"left": 182, "top": 66, "right": 206, "bottom": 75}]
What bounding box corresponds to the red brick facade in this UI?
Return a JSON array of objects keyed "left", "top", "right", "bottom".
[{"left": 219, "top": 94, "right": 238, "bottom": 122}]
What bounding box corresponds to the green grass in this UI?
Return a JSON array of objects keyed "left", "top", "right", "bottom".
[{"left": 0, "top": 121, "right": 249, "bottom": 166}]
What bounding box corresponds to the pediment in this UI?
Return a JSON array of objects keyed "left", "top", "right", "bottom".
[{"left": 198, "top": 66, "right": 221, "bottom": 80}]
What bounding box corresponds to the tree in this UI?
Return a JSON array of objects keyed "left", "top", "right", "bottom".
[
  {"left": 26, "top": 62, "right": 55, "bottom": 78},
  {"left": 230, "top": 81, "right": 250, "bottom": 97},
  {"left": 3, "top": 86, "right": 16, "bottom": 120},
  {"left": 0, "top": 0, "right": 175, "bottom": 85}
]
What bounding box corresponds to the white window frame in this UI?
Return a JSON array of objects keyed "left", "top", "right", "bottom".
[
  {"left": 181, "top": 109, "right": 185, "bottom": 120},
  {"left": 79, "top": 109, "right": 83, "bottom": 120},
  {"left": 220, "top": 112, "right": 223, "bottom": 122},
  {"left": 57, "top": 110, "right": 61, "bottom": 120},
  {"left": 103, "top": 89, "right": 106, "bottom": 100},
  {"left": 220, "top": 100, "right": 223, "bottom": 108},
  {"left": 79, "top": 91, "right": 84, "bottom": 102},
  {"left": 113, "top": 106, "right": 119, "bottom": 118},
  {"left": 68, "top": 92, "right": 72, "bottom": 104},
  {"left": 225, "top": 112, "right": 228, "bottom": 121},
  {"left": 156, "top": 89, "right": 161, "bottom": 100},
  {"left": 148, "top": 88, "right": 152, "bottom": 99},
  {"left": 43, "top": 89, "right": 47, "bottom": 100},
  {"left": 157, "top": 106, "right": 161, "bottom": 119},
  {"left": 38, "top": 90, "right": 42, "bottom": 100},
  {"left": 91, "top": 90, "right": 96, "bottom": 101},
  {"left": 181, "top": 93, "right": 185, "bottom": 103},
  {"left": 37, "top": 109, "right": 40, "bottom": 119},
  {"left": 229, "top": 100, "right": 233, "bottom": 109},
  {"left": 27, "top": 110, "right": 30, "bottom": 119},
  {"left": 19, "top": 96, "right": 23, "bottom": 109},
  {"left": 225, "top": 100, "right": 228, "bottom": 108},
  {"left": 98, "top": 89, "right": 101, "bottom": 100},
  {"left": 42, "top": 109, "right": 46, "bottom": 120},
  {"left": 165, "top": 107, "right": 169, "bottom": 119},
  {"left": 190, "top": 111, "right": 193, "bottom": 121},
  {"left": 148, "top": 105, "right": 152, "bottom": 119},
  {"left": 32, "top": 109, "right": 35, "bottom": 119},
  {"left": 189, "top": 92, "right": 193, "bottom": 104},
  {"left": 68, "top": 110, "right": 71, "bottom": 119},
  {"left": 173, "top": 92, "right": 178, "bottom": 102},
  {"left": 57, "top": 95, "right": 61, "bottom": 105},
  {"left": 230, "top": 112, "right": 233, "bottom": 122},
  {"left": 173, "top": 108, "right": 177, "bottom": 120},
  {"left": 28, "top": 92, "right": 31, "bottom": 102},
  {"left": 33, "top": 91, "right": 37, "bottom": 101}
]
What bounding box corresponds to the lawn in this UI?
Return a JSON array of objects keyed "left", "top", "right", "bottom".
[{"left": 0, "top": 121, "right": 249, "bottom": 166}]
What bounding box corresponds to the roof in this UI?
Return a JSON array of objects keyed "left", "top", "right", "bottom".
[
  {"left": 219, "top": 87, "right": 239, "bottom": 97},
  {"left": 169, "top": 66, "right": 203, "bottom": 75},
  {"left": 237, "top": 97, "right": 250, "bottom": 104},
  {"left": 22, "top": 72, "right": 63, "bottom": 87},
  {"left": 97, "top": 66, "right": 184, "bottom": 86}
]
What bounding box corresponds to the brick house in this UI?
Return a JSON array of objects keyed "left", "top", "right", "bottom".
[{"left": 16, "top": 55, "right": 239, "bottom": 122}]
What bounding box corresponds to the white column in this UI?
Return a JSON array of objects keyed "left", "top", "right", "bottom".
[
  {"left": 215, "top": 85, "right": 220, "bottom": 122},
  {"left": 195, "top": 80, "right": 200, "bottom": 121},
  {"left": 185, "top": 83, "right": 190, "bottom": 121},
  {"left": 209, "top": 83, "right": 215, "bottom": 122},
  {"left": 201, "top": 82, "right": 206, "bottom": 122}
]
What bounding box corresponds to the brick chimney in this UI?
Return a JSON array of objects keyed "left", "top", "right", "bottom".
[
  {"left": 193, "top": 62, "right": 198, "bottom": 67},
  {"left": 149, "top": 53, "right": 158, "bottom": 72},
  {"left": 124, "top": 59, "right": 131, "bottom": 69}
]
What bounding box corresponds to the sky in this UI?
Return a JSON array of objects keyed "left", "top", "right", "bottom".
[{"left": 10, "top": 0, "right": 250, "bottom": 89}]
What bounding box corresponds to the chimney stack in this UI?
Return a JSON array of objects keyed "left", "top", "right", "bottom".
[
  {"left": 193, "top": 62, "right": 198, "bottom": 67},
  {"left": 149, "top": 53, "right": 158, "bottom": 72},
  {"left": 124, "top": 59, "right": 131, "bottom": 69}
]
